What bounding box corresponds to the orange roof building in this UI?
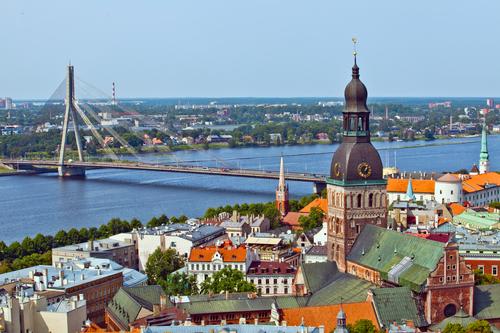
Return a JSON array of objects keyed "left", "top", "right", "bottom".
[
  {"left": 462, "top": 172, "right": 500, "bottom": 207},
  {"left": 449, "top": 202, "right": 466, "bottom": 216},
  {"left": 387, "top": 178, "right": 436, "bottom": 204},
  {"left": 188, "top": 241, "right": 247, "bottom": 263},
  {"left": 299, "top": 198, "right": 328, "bottom": 214},
  {"left": 187, "top": 241, "right": 255, "bottom": 286},
  {"left": 281, "top": 302, "right": 379, "bottom": 333},
  {"left": 282, "top": 212, "right": 307, "bottom": 230}
]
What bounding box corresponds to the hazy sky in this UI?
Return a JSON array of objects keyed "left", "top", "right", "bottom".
[{"left": 1, "top": 0, "right": 499, "bottom": 99}]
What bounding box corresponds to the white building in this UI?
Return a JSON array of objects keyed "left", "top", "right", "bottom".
[
  {"left": 0, "top": 291, "right": 86, "bottom": 333},
  {"left": 111, "top": 223, "right": 225, "bottom": 272},
  {"left": 186, "top": 241, "right": 257, "bottom": 286},
  {"left": 313, "top": 222, "right": 328, "bottom": 245},
  {"left": 434, "top": 174, "right": 463, "bottom": 204},
  {"left": 246, "top": 261, "right": 296, "bottom": 296}
]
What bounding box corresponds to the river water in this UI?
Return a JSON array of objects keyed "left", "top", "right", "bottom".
[{"left": 1, "top": 136, "right": 498, "bottom": 243}]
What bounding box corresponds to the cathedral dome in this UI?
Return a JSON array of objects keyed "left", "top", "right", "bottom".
[{"left": 330, "top": 142, "right": 383, "bottom": 181}]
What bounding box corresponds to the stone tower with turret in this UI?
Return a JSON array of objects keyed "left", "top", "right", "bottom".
[
  {"left": 326, "top": 48, "right": 387, "bottom": 271},
  {"left": 276, "top": 156, "right": 289, "bottom": 216}
]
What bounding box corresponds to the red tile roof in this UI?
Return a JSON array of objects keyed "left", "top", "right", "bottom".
[
  {"left": 462, "top": 172, "right": 500, "bottom": 193},
  {"left": 282, "top": 302, "right": 379, "bottom": 333},
  {"left": 282, "top": 212, "right": 307, "bottom": 230},
  {"left": 188, "top": 242, "right": 246, "bottom": 263},
  {"left": 299, "top": 198, "right": 328, "bottom": 214},
  {"left": 449, "top": 203, "right": 466, "bottom": 216},
  {"left": 246, "top": 261, "right": 296, "bottom": 276},
  {"left": 387, "top": 178, "right": 435, "bottom": 194}
]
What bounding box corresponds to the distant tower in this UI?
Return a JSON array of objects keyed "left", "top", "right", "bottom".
[
  {"left": 276, "top": 156, "right": 289, "bottom": 216},
  {"left": 479, "top": 122, "right": 489, "bottom": 174},
  {"left": 449, "top": 114, "right": 453, "bottom": 131},
  {"left": 111, "top": 82, "right": 117, "bottom": 106},
  {"left": 385, "top": 105, "right": 389, "bottom": 120},
  {"left": 334, "top": 304, "right": 349, "bottom": 333}
]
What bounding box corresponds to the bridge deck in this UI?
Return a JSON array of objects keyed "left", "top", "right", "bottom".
[{"left": 2, "top": 159, "right": 327, "bottom": 183}]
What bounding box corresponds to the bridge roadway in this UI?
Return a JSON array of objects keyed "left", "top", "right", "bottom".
[{"left": 1, "top": 159, "right": 327, "bottom": 184}]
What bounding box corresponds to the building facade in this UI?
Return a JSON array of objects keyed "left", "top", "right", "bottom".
[{"left": 246, "top": 261, "right": 296, "bottom": 296}]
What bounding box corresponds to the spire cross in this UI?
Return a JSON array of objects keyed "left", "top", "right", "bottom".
[{"left": 352, "top": 37, "right": 358, "bottom": 63}]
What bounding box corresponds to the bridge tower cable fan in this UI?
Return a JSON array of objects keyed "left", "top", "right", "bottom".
[{"left": 58, "top": 65, "right": 86, "bottom": 177}]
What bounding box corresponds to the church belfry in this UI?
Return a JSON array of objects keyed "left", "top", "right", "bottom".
[{"left": 327, "top": 40, "right": 388, "bottom": 271}]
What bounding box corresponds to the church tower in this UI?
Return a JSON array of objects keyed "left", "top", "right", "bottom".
[
  {"left": 276, "top": 156, "right": 289, "bottom": 216},
  {"left": 327, "top": 43, "right": 387, "bottom": 271},
  {"left": 479, "top": 122, "right": 489, "bottom": 174}
]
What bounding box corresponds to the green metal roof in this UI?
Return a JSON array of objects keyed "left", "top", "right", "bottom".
[
  {"left": 370, "top": 287, "right": 427, "bottom": 328},
  {"left": 347, "top": 225, "right": 445, "bottom": 291},
  {"left": 107, "top": 288, "right": 143, "bottom": 329},
  {"left": 107, "top": 285, "right": 167, "bottom": 329},
  {"left": 474, "top": 284, "right": 500, "bottom": 320},
  {"left": 453, "top": 211, "right": 500, "bottom": 231},
  {"left": 306, "top": 273, "right": 373, "bottom": 306},
  {"left": 301, "top": 261, "right": 341, "bottom": 293}
]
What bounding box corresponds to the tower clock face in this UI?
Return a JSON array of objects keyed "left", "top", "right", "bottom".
[
  {"left": 333, "top": 162, "right": 342, "bottom": 177},
  {"left": 357, "top": 162, "right": 372, "bottom": 178}
]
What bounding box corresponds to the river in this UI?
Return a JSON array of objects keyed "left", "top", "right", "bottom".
[{"left": 0, "top": 136, "right": 498, "bottom": 243}]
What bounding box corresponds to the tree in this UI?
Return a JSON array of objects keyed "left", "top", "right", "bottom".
[
  {"left": 145, "top": 248, "right": 184, "bottom": 284},
  {"left": 160, "top": 272, "right": 198, "bottom": 296},
  {"left": 130, "top": 218, "right": 143, "bottom": 229},
  {"left": 299, "top": 207, "right": 324, "bottom": 232},
  {"left": 443, "top": 323, "right": 466, "bottom": 333},
  {"left": 474, "top": 269, "right": 500, "bottom": 285},
  {"left": 466, "top": 320, "right": 492, "bottom": 333},
  {"left": 347, "top": 319, "right": 379, "bottom": 333},
  {"left": 200, "top": 267, "right": 256, "bottom": 294},
  {"left": 263, "top": 205, "right": 280, "bottom": 229}
]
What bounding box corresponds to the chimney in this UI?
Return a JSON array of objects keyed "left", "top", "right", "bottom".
[
  {"left": 160, "top": 294, "right": 167, "bottom": 310},
  {"left": 42, "top": 268, "right": 48, "bottom": 287},
  {"left": 71, "top": 299, "right": 78, "bottom": 310},
  {"left": 59, "top": 270, "right": 65, "bottom": 282},
  {"left": 254, "top": 318, "right": 259, "bottom": 325},
  {"left": 225, "top": 290, "right": 229, "bottom": 300}
]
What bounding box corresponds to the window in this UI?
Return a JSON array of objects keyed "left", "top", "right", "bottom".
[
  {"left": 493, "top": 266, "right": 498, "bottom": 276},
  {"left": 265, "top": 279, "right": 270, "bottom": 284},
  {"left": 478, "top": 265, "right": 484, "bottom": 274},
  {"left": 368, "top": 193, "right": 373, "bottom": 207},
  {"left": 274, "top": 287, "right": 278, "bottom": 294},
  {"left": 258, "top": 279, "right": 262, "bottom": 285},
  {"left": 266, "top": 287, "right": 270, "bottom": 294},
  {"left": 284, "top": 287, "right": 288, "bottom": 294},
  {"left": 357, "top": 194, "right": 362, "bottom": 208},
  {"left": 452, "top": 265, "right": 456, "bottom": 270},
  {"left": 283, "top": 278, "right": 288, "bottom": 285},
  {"left": 356, "top": 225, "right": 360, "bottom": 234},
  {"left": 273, "top": 279, "right": 278, "bottom": 285}
]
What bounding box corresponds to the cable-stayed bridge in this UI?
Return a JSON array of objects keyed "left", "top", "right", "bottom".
[{"left": 0, "top": 65, "right": 328, "bottom": 193}]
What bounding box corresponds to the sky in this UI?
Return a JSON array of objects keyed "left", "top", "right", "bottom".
[{"left": 1, "top": 0, "right": 499, "bottom": 99}]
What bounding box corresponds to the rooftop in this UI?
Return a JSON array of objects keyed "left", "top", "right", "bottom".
[
  {"left": 0, "top": 258, "right": 146, "bottom": 290},
  {"left": 282, "top": 302, "right": 379, "bottom": 333},
  {"left": 462, "top": 172, "right": 500, "bottom": 193},
  {"left": 136, "top": 223, "right": 224, "bottom": 243},
  {"left": 299, "top": 198, "right": 328, "bottom": 214},
  {"left": 53, "top": 238, "right": 133, "bottom": 253},
  {"left": 188, "top": 242, "right": 247, "bottom": 263},
  {"left": 305, "top": 245, "right": 328, "bottom": 256},
  {"left": 453, "top": 210, "right": 500, "bottom": 231},
  {"left": 387, "top": 178, "right": 435, "bottom": 194},
  {"left": 143, "top": 324, "right": 322, "bottom": 333},
  {"left": 246, "top": 261, "right": 296, "bottom": 276},
  {"left": 347, "top": 225, "right": 445, "bottom": 291}
]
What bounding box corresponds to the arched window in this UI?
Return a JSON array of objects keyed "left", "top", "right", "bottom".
[
  {"left": 368, "top": 193, "right": 373, "bottom": 207},
  {"left": 358, "top": 116, "right": 364, "bottom": 131},
  {"left": 357, "top": 194, "right": 362, "bottom": 208},
  {"left": 374, "top": 193, "right": 379, "bottom": 207}
]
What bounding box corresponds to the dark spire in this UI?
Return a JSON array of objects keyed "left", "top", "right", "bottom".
[{"left": 344, "top": 39, "right": 369, "bottom": 113}]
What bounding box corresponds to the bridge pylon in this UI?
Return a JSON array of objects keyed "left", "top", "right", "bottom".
[{"left": 58, "top": 65, "right": 86, "bottom": 177}]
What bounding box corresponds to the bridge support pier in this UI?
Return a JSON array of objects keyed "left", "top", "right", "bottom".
[
  {"left": 58, "top": 166, "right": 86, "bottom": 177},
  {"left": 313, "top": 181, "right": 326, "bottom": 195}
]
